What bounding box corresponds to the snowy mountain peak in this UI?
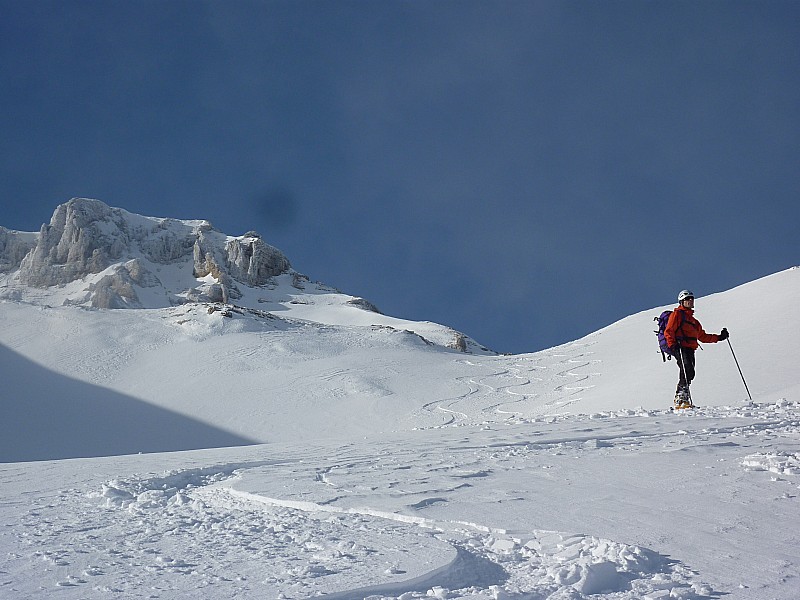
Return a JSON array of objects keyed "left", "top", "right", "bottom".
[
  {"left": 0, "top": 198, "right": 490, "bottom": 354},
  {"left": 4, "top": 198, "right": 290, "bottom": 308}
]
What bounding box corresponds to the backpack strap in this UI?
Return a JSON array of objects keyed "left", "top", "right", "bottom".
[
  {"left": 673, "top": 308, "right": 689, "bottom": 346},
  {"left": 674, "top": 308, "right": 699, "bottom": 347}
]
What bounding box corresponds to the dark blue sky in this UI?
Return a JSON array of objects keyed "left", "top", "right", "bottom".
[{"left": 2, "top": 1, "right": 798, "bottom": 354}]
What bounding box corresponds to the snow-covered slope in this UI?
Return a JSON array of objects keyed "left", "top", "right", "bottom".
[
  {"left": 1, "top": 246, "right": 797, "bottom": 459},
  {"left": 577, "top": 266, "right": 800, "bottom": 411},
  {"left": 1, "top": 200, "right": 799, "bottom": 600}
]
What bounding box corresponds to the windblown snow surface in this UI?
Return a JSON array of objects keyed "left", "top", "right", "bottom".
[{"left": 1, "top": 264, "right": 799, "bottom": 599}]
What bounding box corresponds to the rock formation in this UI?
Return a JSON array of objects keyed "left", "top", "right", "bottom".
[
  {"left": 0, "top": 227, "right": 36, "bottom": 273},
  {"left": 6, "top": 198, "right": 292, "bottom": 308}
]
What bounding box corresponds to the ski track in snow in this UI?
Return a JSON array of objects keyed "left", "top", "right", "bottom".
[
  {"left": 418, "top": 341, "right": 602, "bottom": 427},
  {"left": 7, "top": 401, "right": 799, "bottom": 599},
  {"left": 19, "top": 457, "right": 704, "bottom": 600}
]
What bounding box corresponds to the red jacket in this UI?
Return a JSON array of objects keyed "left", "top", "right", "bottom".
[{"left": 664, "top": 305, "right": 720, "bottom": 350}]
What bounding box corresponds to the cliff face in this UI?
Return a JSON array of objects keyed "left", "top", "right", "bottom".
[
  {"left": 18, "top": 199, "right": 130, "bottom": 287},
  {"left": 0, "top": 227, "right": 36, "bottom": 273},
  {"left": 5, "top": 198, "right": 292, "bottom": 308}
]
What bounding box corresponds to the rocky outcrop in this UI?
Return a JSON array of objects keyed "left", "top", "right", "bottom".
[
  {"left": 225, "top": 234, "right": 291, "bottom": 286},
  {"left": 448, "top": 332, "right": 468, "bottom": 353},
  {"left": 11, "top": 198, "right": 292, "bottom": 307},
  {"left": 18, "top": 199, "right": 131, "bottom": 287},
  {"left": 139, "top": 223, "right": 198, "bottom": 264},
  {"left": 0, "top": 227, "right": 36, "bottom": 273},
  {"left": 86, "top": 259, "right": 162, "bottom": 309},
  {"left": 347, "top": 298, "right": 382, "bottom": 314}
]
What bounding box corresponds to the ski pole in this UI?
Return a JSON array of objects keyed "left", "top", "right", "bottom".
[{"left": 726, "top": 338, "right": 753, "bottom": 401}]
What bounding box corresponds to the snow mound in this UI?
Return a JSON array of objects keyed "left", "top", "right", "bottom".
[{"left": 742, "top": 452, "right": 800, "bottom": 476}]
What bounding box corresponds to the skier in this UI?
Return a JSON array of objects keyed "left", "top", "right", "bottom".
[{"left": 664, "top": 290, "right": 728, "bottom": 408}]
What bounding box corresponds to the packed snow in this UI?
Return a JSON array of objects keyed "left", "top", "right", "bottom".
[{"left": 1, "top": 205, "right": 798, "bottom": 599}]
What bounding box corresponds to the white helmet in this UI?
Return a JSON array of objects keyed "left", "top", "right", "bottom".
[{"left": 677, "top": 289, "right": 695, "bottom": 302}]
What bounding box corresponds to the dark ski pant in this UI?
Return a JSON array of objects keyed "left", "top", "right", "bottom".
[{"left": 675, "top": 347, "right": 696, "bottom": 394}]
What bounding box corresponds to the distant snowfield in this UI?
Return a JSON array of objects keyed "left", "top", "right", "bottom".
[{"left": 1, "top": 266, "right": 799, "bottom": 599}]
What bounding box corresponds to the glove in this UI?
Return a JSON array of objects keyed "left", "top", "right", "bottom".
[
  {"left": 670, "top": 344, "right": 681, "bottom": 356},
  {"left": 719, "top": 328, "right": 729, "bottom": 341}
]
